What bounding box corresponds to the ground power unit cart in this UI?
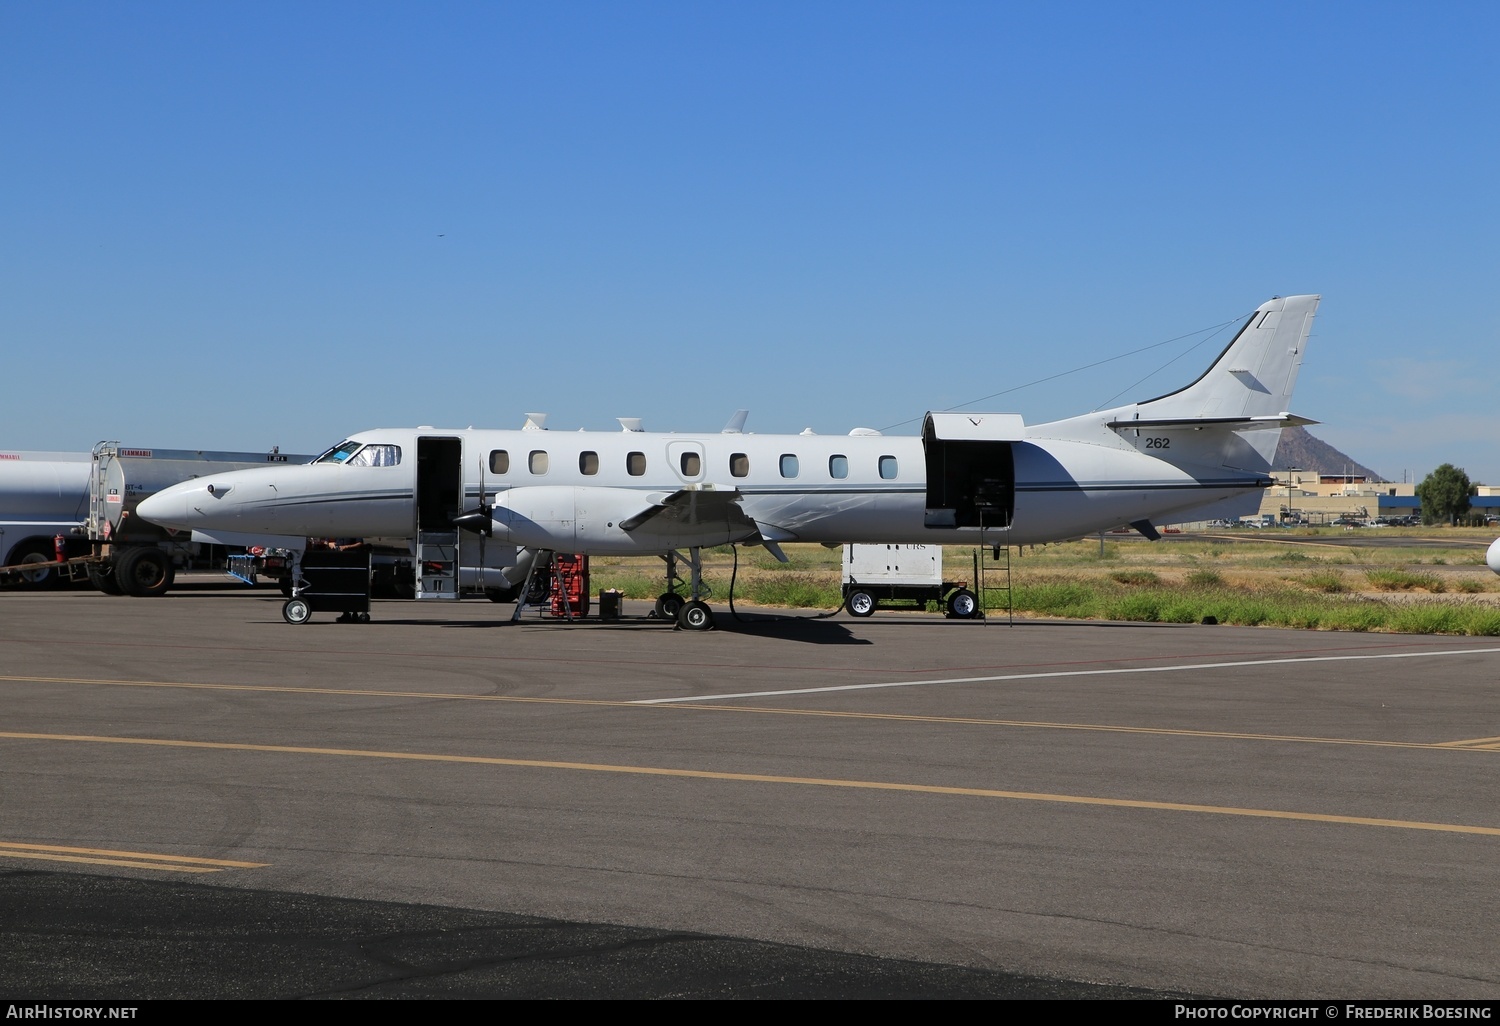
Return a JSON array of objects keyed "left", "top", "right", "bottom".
[{"left": 842, "top": 544, "right": 979, "bottom": 619}]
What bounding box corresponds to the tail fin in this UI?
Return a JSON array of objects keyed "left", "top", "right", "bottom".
[
  {"left": 1137, "top": 294, "right": 1319, "bottom": 421},
  {"left": 1068, "top": 294, "right": 1321, "bottom": 475}
]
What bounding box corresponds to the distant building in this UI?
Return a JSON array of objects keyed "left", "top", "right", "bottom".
[{"left": 1249, "top": 471, "right": 1499, "bottom": 523}]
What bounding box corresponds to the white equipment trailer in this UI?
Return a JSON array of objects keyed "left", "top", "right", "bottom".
[{"left": 841, "top": 543, "right": 979, "bottom": 619}]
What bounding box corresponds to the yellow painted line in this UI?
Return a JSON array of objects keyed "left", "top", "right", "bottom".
[
  {"left": 0, "top": 851, "right": 222, "bottom": 873},
  {"left": 4, "top": 730, "right": 1498, "bottom": 839},
  {"left": 1438, "top": 735, "right": 1500, "bottom": 748},
  {"left": 0, "top": 841, "right": 266, "bottom": 867},
  {"left": 0, "top": 674, "right": 621, "bottom": 708},
  {"left": 1, "top": 673, "right": 1492, "bottom": 754},
  {"left": 0, "top": 841, "right": 266, "bottom": 874}
]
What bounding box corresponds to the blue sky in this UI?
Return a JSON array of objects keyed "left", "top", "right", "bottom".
[{"left": 4, "top": 2, "right": 1496, "bottom": 482}]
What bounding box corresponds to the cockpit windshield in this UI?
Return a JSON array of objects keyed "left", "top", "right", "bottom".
[
  {"left": 315, "top": 440, "right": 364, "bottom": 464},
  {"left": 313, "top": 441, "right": 402, "bottom": 467}
]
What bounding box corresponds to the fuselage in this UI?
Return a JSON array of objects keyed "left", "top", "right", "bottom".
[
  {"left": 135, "top": 297, "right": 1317, "bottom": 558},
  {"left": 135, "top": 420, "right": 1269, "bottom": 554}
]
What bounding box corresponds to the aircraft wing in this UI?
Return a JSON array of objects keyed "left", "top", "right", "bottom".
[{"left": 618, "top": 485, "right": 758, "bottom": 534}]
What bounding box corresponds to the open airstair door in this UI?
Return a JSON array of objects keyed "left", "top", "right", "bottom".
[
  {"left": 415, "top": 436, "right": 462, "bottom": 599},
  {"left": 922, "top": 413, "right": 1020, "bottom": 530}
]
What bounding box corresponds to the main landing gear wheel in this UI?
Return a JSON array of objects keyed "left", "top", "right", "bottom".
[
  {"left": 947, "top": 588, "right": 979, "bottom": 619},
  {"left": 336, "top": 611, "right": 370, "bottom": 623},
  {"left": 676, "top": 600, "right": 714, "bottom": 631},
  {"left": 655, "top": 592, "right": 685, "bottom": 620},
  {"left": 847, "top": 590, "right": 876, "bottom": 618},
  {"left": 282, "top": 598, "right": 312, "bottom": 624}
]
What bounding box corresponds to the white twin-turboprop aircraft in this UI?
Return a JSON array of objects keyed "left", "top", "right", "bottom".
[{"left": 138, "top": 294, "right": 1320, "bottom": 629}]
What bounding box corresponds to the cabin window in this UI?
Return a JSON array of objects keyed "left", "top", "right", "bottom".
[
  {"left": 780, "top": 454, "right": 799, "bottom": 479},
  {"left": 579, "top": 451, "right": 599, "bottom": 475},
  {"left": 489, "top": 450, "right": 510, "bottom": 475},
  {"left": 347, "top": 444, "right": 401, "bottom": 467},
  {"left": 627, "top": 451, "right": 646, "bottom": 476},
  {"left": 730, "top": 453, "right": 749, "bottom": 478},
  {"left": 879, "top": 455, "right": 898, "bottom": 480},
  {"left": 529, "top": 450, "right": 549, "bottom": 475},
  {"left": 680, "top": 451, "right": 701, "bottom": 477},
  {"left": 829, "top": 455, "right": 848, "bottom": 479}
]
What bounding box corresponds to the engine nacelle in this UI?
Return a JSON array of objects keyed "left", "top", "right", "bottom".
[
  {"left": 1488, "top": 538, "right": 1500, "bottom": 576},
  {"left": 490, "top": 486, "right": 752, "bottom": 555}
]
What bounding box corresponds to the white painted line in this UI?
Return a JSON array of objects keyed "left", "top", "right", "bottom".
[{"left": 631, "top": 646, "right": 1500, "bottom": 704}]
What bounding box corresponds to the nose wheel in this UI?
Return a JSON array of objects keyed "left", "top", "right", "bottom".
[{"left": 282, "top": 598, "right": 312, "bottom": 624}]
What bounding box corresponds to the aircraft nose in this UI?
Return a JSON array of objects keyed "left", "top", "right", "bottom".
[{"left": 136, "top": 482, "right": 200, "bottom": 530}]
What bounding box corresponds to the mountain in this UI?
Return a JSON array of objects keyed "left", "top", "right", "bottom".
[{"left": 1273, "top": 426, "right": 1385, "bottom": 482}]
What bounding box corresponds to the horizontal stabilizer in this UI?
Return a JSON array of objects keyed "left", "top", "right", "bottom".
[{"left": 1105, "top": 413, "right": 1319, "bottom": 432}]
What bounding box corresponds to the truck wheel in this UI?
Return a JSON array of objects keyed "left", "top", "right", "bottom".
[
  {"left": 282, "top": 598, "right": 312, "bottom": 624},
  {"left": 11, "top": 543, "right": 61, "bottom": 590},
  {"left": 847, "top": 590, "right": 876, "bottom": 617},
  {"left": 947, "top": 588, "right": 979, "bottom": 619},
  {"left": 87, "top": 563, "right": 125, "bottom": 595},
  {"left": 117, "top": 548, "right": 172, "bottom": 597}
]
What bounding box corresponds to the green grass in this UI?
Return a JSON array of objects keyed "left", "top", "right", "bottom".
[
  {"left": 1011, "top": 580, "right": 1098, "bottom": 619},
  {"left": 1366, "top": 569, "right": 1446, "bottom": 593},
  {"left": 1001, "top": 579, "right": 1500, "bottom": 635},
  {"left": 588, "top": 536, "right": 1500, "bottom": 636},
  {"left": 740, "top": 575, "right": 842, "bottom": 608},
  {"left": 1108, "top": 569, "right": 1159, "bottom": 585},
  {"left": 1299, "top": 571, "right": 1349, "bottom": 593},
  {"left": 590, "top": 571, "right": 670, "bottom": 600}
]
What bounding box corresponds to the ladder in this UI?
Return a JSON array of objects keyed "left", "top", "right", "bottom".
[
  {"left": 975, "top": 510, "right": 1014, "bottom": 624},
  {"left": 415, "top": 530, "right": 459, "bottom": 599}
]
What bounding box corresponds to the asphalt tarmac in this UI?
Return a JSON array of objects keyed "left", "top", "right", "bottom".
[{"left": 3, "top": 580, "right": 1499, "bottom": 999}]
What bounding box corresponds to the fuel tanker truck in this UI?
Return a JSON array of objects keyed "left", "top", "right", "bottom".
[
  {"left": 0, "top": 451, "right": 93, "bottom": 588},
  {"left": 0, "top": 443, "right": 309, "bottom": 595}
]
